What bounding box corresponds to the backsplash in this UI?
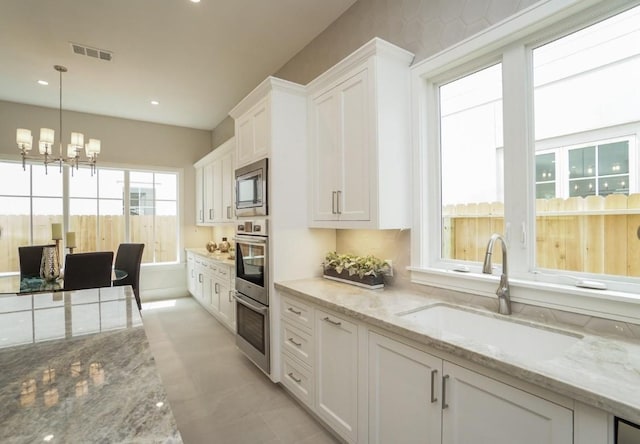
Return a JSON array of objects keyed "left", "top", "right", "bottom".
[{"left": 336, "top": 229, "right": 640, "bottom": 340}]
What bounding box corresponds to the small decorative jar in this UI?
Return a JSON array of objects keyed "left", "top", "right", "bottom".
[
  {"left": 219, "top": 237, "right": 231, "bottom": 253},
  {"left": 206, "top": 241, "right": 217, "bottom": 253}
]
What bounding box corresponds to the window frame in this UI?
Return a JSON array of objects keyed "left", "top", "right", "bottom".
[
  {"left": 410, "top": 0, "right": 640, "bottom": 322},
  {"left": 0, "top": 160, "right": 182, "bottom": 272}
]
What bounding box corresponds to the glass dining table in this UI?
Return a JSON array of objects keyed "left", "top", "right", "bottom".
[{"left": 0, "top": 270, "right": 128, "bottom": 294}]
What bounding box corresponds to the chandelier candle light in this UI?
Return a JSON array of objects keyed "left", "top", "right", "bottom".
[{"left": 16, "top": 65, "right": 101, "bottom": 175}]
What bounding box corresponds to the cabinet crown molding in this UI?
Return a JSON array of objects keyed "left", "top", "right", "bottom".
[
  {"left": 193, "top": 135, "right": 235, "bottom": 168},
  {"left": 229, "top": 76, "right": 306, "bottom": 119},
  {"left": 307, "top": 37, "right": 414, "bottom": 93}
]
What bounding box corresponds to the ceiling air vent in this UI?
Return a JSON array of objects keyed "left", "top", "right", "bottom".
[{"left": 70, "top": 43, "right": 113, "bottom": 62}]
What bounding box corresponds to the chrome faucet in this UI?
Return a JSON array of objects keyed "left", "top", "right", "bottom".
[{"left": 482, "top": 233, "right": 512, "bottom": 315}]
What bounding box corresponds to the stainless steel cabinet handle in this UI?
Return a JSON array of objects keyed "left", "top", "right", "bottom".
[
  {"left": 287, "top": 307, "right": 302, "bottom": 315},
  {"left": 430, "top": 369, "right": 438, "bottom": 403},
  {"left": 228, "top": 290, "right": 233, "bottom": 302},
  {"left": 336, "top": 190, "right": 342, "bottom": 214},
  {"left": 288, "top": 372, "right": 302, "bottom": 384},
  {"left": 331, "top": 191, "right": 337, "bottom": 214},
  {"left": 199, "top": 210, "right": 203, "bottom": 221},
  {"left": 227, "top": 205, "right": 231, "bottom": 219},
  {"left": 323, "top": 316, "right": 342, "bottom": 326},
  {"left": 215, "top": 283, "right": 219, "bottom": 294},
  {"left": 198, "top": 273, "right": 203, "bottom": 283},
  {"left": 288, "top": 338, "right": 302, "bottom": 347},
  {"left": 209, "top": 209, "right": 213, "bottom": 219},
  {"left": 442, "top": 374, "right": 450, "bottom": 409}
]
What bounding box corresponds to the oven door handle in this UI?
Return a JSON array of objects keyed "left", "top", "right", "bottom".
[
  {"left": 234, "top": 235, "right": 267, "bottom": 245},
  {"left": 234, "top": 292, "right": 269, "bottom": 314}
]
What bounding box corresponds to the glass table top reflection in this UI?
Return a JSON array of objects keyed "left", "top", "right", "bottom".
[{"left": 0, "top": 269, "right": 128, "bottom": 295}]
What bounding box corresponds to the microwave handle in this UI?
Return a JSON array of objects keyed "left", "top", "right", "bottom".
[{"left": 234, "top": 292, "right": 268, "bottom": 314}]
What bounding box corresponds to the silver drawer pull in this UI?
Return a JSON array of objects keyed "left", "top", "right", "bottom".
[
  {"left": 323, "top": 316, "right": 342, "bottom": 326},
  {"left": 430, "top": 369, "right": 438, "bottom": 403},
  {"left": 288, "top": 372, "right": 302, "bottom": 384},
  {"left": 288, "top": 337, "right": 302, "bottom": 347},
  {"left": 287, "top": 307, "right": 302, "bottom": 315},
  {"left": 442, "top": 374, "right": 450, "bottom": 410}
]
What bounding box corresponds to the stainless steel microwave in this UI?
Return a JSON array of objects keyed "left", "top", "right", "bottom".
[{"left": 235, "top": 159, "right": 268, "bottom": 217}]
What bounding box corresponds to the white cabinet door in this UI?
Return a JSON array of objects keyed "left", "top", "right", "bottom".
[
  {"left": 310, "top": 69, "right": 369, "bottom": 223},
  {"left": 310, "top": 89, "right": 340, "bottom": 221},
  {"left": 203, "top": 162, "right": 216, "bottom": 223},
  {"left": 315, "top": 310, "right": 358, "bottom": 443},
  {"left": 217, "top": 280, "right": 235, "bottom": 330},
  {"left": 236, "top": 98, "right": 269, "bottom": 168},
  {"left": 221, "top": 150, "right": 234, "bottom": 221},
  {"left": 336, "top": 68, "right": 369, "bottom": 222},
  {"left": 368, "top": 332, "right": 442, "bottom": 444},
  {"left": 236, "top": 114, "right": 254, "bottom": 168},
  {"left": 195, "top": 167, "right": 204, "bottom": 224},
  {"left": 186, "top": 253, "right": 196, "bottom": 296},
  {"left": 442, "top": 361, "right": 573, "bottom": 444},
  {"left": 211, "top": 158, "right": 223, "bottom": 222}
]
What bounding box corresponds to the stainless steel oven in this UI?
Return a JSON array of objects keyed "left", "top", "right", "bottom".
[
  {"left": 234, "top": 219, "right": 270, "bottom": 374},
  {"left": 235, "top": 158, "right": 268, "bottom": 217}
]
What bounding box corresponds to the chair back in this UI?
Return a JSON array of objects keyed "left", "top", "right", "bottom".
[
  {"left": 63, "top": 251, "right": 114, "bottom": 291},
  {"left": 113, "top": 243, "right": 145, "bottom": 309},
  {"left": 19, "top": 244, "right": 56, "bottom": 278}
]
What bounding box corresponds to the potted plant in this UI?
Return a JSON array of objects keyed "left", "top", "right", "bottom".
[{"left": 322, "top": 252, "right": 391, "bottom": 289}]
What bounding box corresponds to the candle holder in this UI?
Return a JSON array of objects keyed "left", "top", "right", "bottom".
[{"left": 68, "top": 247, "right": 75, "bottom": 254}]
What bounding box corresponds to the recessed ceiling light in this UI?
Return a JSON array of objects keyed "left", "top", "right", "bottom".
[
  {"left": 190, "top": 0, "right": 201, "bottom": 3},
  {"left": 37, "top": 80, "right": 48, "bottom": 85},
  {"left": 151, "top": 100, "right": 159, "bottom": 106}
]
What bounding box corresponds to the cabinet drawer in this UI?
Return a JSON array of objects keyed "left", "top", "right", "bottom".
[
  {"left": 281, "top": 296, "right": 313, "bottom": 331},
  {"left": 281, "top": 321, "right": 313, "bottom": 367},
  {"left": 216, "top": 264, "right": 231, "bottom": 280},
  {"left": 281, "top": 354, "right": 314, "bottom": 408}
]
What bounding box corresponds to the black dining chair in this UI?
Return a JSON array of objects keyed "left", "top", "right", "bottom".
[
  {"left": 63, "top": 251, "right": 114, "bottom": 291},
  {"left": 113, "top": 243, "right": 145, "bottom": 310},
  {"left": 19, "top": 244, "right": 56, "bottom": 278}
]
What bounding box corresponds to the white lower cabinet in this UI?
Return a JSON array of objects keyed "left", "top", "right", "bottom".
[
  {"left": 280, "top": 292, "right": 576, "bottom": 444},
  {"left": 316, "top": 310, "right": 359, "bottom": 443},
  {"left": 442, "top": 361, "right": 572, "bottom": 444},
  {"left": 368, "top": 331, "right": 442, "bottom": 443},
  {"left": 369, "top": 331, "right": 572, "bottom": 444},
  {"left": 186, "top": 252, "right": 235, "bottom": 332}
]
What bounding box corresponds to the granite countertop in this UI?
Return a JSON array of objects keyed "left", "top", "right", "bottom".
[
  {"left": 186, "top": 248, "right": 235, "bottom": 267},
  {"left": 275, "top": 278, "right": 640, "bottom": 424},
  {"left": 0, "top": 286, "right": 182, "bottom": 444}
]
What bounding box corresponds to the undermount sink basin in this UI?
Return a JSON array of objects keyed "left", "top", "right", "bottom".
[{"left": 397, "top": 304, "right": 583, "bottom": 362}]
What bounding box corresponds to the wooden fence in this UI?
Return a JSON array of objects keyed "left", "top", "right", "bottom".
[
  {"left": 0, "top": 215, "right": 177, "bottom": 273},
  {"left": 443, "top": 194, "right": 640, "bottom": 277}
]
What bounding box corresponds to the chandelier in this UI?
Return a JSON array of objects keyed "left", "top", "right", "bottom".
[{"left": 16, "top": 65, "right": 101, "bottom": 175}]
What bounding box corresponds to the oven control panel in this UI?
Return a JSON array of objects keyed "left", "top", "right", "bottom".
[{"left": 236, "top": 219, "right": 268, "bottom": 236}]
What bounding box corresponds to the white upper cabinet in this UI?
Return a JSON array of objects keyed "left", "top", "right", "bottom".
[
  {"left": 307, "top": 38, "right": 414, "bottom": 229},
  {"left": 230, "top": 78, "right": 306, "bottom": 170},
  {"left": 235, "top": 97, "right": 270, "bottom": 168},
  {"left": 194, "top": 137, "right": 235, "bottom": 225}
]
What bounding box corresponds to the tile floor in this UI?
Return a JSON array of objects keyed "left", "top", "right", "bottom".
[{"left": 141, "top": 297, "right": 339, "bottom": 444}]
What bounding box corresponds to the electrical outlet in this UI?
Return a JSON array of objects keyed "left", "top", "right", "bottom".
[{"left": 385, "top": 259, "right": 393, "bottom": 277}]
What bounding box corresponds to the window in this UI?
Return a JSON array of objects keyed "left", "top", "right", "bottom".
[
  {"left": 440, "top": 63, "right": 504, "bottom": 263},
  {"left": 412, "top": 1, "right": 640, "bottom": 317},
  {"left": 0, "top": 162, "right": 179, "bottom": 273}
]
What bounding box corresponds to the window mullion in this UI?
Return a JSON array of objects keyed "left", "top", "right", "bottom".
[{"left": 501, "top": 44, "right": 533, "bottom": 275}]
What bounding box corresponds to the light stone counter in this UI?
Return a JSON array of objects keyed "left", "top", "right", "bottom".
[
  {"left": 275, "top": 277, "right": 640, "bottom": 424},
  {"left": 0, "top": 286, "right": 182, "bottom": 444},
  {"left": 186, "top": 247, "right": 235, "bottom": 267}
]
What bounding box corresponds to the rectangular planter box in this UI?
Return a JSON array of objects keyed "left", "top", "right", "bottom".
[{"left": 323, "top": 268, "right": 384, "bottom": 289}]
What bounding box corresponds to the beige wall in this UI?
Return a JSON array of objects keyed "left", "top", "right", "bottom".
[{"left": 0, "top": 100, "right": 214, "bottom": 252}]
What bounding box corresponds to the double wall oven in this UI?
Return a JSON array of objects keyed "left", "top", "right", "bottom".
[{"left": 234, "top": 219, "right": 270, "bottom": 374}]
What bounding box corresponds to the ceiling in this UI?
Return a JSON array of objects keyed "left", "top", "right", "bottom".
[{"left": 0, "top": 0, "right": 356, "bottom": 130}]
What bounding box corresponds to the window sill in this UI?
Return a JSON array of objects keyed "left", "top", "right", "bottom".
[{"left": 409, "top": 266, "right": 640, "bottom": 323}]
